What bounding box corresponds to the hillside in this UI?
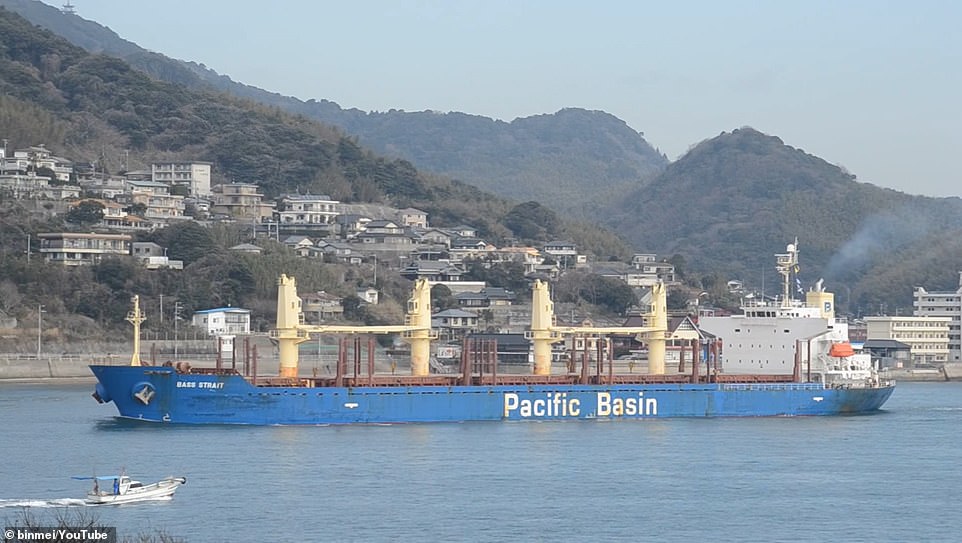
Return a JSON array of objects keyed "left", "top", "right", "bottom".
[
  {"left": 298, "top": 107, "right": 669, "bottom": 217},
  {"left": 0, "top": 0, "right": 668, "bottom": 216},
  {"left": 604, "top": 127, "right": 962, "bottom": 313},
  {"left": 0, "top": 7, "right": 632, "bottom": 258}
]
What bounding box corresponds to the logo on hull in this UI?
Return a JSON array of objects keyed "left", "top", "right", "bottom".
[{"left": 503, "top": 392, "right": 658, "bottom": 419}]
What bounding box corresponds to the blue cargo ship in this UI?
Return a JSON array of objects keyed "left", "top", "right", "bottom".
[
  {"left": 90, "top": 240, "right": 895, "bottom": 424},
  {"left": 90, "top": 365, "right": 893, "bottom": 424}
]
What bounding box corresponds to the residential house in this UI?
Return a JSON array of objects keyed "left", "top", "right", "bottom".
[
  {"left": 192, "top": 307, "right": 251, "bottom": 336},
  {"left": 97, "top": 199, "right": 154, "bottom": 231},
  {"left": 485, "top": 246, "right": 543, "bottom": 274},
  {"left": 455, "top": 287, "right": 517, "bottom": 308},
  {"left": 529, "top": 262, "right": 561, "bottom": 280},
  {"left": 131, "top": 242, "right": 163, "bottom": 258},
  {"left": 449, "top": 237, "right": 492, "bottom": 261},
  {"left": 124, "top": 179, "right": 185, "bottom": 220},
  {"left": 38, "top": 232, "right": 132, "bottom": 266},
  {"left": 364, "top": 220, "right": 404, "bottom": 234},
  {"left": 356, "top": 287, "right": 379, "bottom": 305},
  {"left": 229, "top": 243, "right": 263, "bottom": 254},
  {"left": 410, "top": 244, "right": 449, "bottom": 261},
  {"left": 464, "top": 333, "right": 531, "bottom": 365},
  {"left": 432, "top": 309, "right": 479, "bottom": 341},
  {"left": 301, "top": 291, "right": 344, "bottom": 322},
  {"left": 612, "top": 314, "right": 710, "bottom": 368},
  {"left": 282, "top": 235, "right": 315, "bottom": 257},
  {"left": 42, "top": 185, "right": 81, "bottom": 200},
  {"left": 334, "top": 214, "right": 372, "bottom": 238},
  {"left": 455, "top": 291, "right": 490, "bottom": 309},
  {"left": 544, "top": 240, "right": 577, "bottom": 258},
  {"left": 479, "top": 287, "right": 516, "bottom": 306},
  {"left": 275, "top": 194, "right": 339, "bottom": 230},
  {"left": 400, "top": 261, "right": 465, "bottom": 282},
  {"left": 417, "top": 228, "right": 455, "bottom": 247},
  {"left": 2, "top": 144, "right": 73, "bottom": 182},
  {"left": 78, "top": 176, "right": 127, "bottom": 199},
  {"left": 630, "top": 253, "right": 677, "bottom": 285},
  {"left": 862, "top": 339, "right": 912, "bottom": 369},
  {"left": 123, "top": 169, "right": 153, "bottom": 182},
  {"left": 451, "top": 225, "right": 478, "bottom": 238},
  {"left": 131, "top": 242, "right": 183, "bottom": 270},
  {"left": 356, "top": 231, "right": 415, "bottom": 250},
  {"left": 398, "top": 208, "right": 428, "bottom": 228},
  {"left": 315, "top": 240, "right": 361, "bottom": 264},
  {"left": 210, "top": 183, "right": 275, "bottom": 221},
  {"left": 0, "top": 173, "right": 50, "bottom": 198}
]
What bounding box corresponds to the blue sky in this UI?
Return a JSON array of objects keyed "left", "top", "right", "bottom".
[{"left": 58, "top": 0, "right": 961, "bottom": 197}]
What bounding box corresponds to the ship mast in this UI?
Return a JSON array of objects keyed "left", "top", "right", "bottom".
[
  {"left": 126, "top": 295, "right": 146, "bottom": 366},
  {"left": 775, "top": 238, "right": 799, "bottom": 308}
]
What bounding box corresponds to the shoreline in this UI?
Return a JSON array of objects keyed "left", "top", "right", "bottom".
[{"left": 0, "top": 375, "right": 96, "bottom": 384}]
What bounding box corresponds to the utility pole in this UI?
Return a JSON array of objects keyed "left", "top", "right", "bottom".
[
  {"left": 36, "top": 304, "right": 44, "bottom": 358},
  {"left": 174, "top": 301, "right": 182, "bottom": 361},
  {"left": 26, "top": 234, "right": 30, "bottom": 264},
  {"left": 159, "top": 294, "right": 164, "bottom": 324}
]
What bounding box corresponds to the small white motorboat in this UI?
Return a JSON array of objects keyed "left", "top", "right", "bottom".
[{"left": 73, "top": 472, "right": 187, "bottom": 505}]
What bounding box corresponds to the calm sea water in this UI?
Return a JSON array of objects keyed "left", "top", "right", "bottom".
[{"left": 1, "top": 380, "right": 961, "bottom": 542}]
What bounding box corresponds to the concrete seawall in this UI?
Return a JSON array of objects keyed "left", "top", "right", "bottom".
[
  {"left": 942, "top": 363, "right": 962, "bottom": 381},
  {"left": 0, "top": 357, "right": 103, "bottom": 380}
]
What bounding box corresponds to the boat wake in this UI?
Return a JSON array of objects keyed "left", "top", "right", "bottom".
[{"left": 0, "top": 498, "right": 89, "bottom": 508}]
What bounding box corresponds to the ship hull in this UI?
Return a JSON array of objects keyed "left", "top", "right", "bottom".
[{"left": 90, "top": 366, "right": 895, "bottom": 425}]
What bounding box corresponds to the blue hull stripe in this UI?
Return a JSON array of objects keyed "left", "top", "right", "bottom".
[{"left": 91, "top": 366, "right": 895, "bottom": 425}]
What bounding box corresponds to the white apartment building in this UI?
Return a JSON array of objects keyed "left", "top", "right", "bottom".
[
  {"left": 275, "top": 194, "right": 339, "bottom": 226},
  {"left": 864, "top": 316, "right": 950, "bottom": 366},
  {"left": 38, "top": 232, "right": 132, "bottom": 266},
  {"left": 1, "top": 144, "right": 73, "bottom": 182},
  {"left": 152, "top": 162, "right": 212, "bottom": 196},
  {"left": 914, "top": 272, "right": 962, "bottom": 362},
  {"left": 629, "top": 253, "right": 677, "bottom": 286},
  {"left": 125, "top": 180, "right": 185, "bottom": 219}
]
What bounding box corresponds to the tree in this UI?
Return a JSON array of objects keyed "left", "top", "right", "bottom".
[
  {"left": 503, "top": 201, "right": 562, "bottom": 242},
  {"left": 463, "top": 259, "right": 530, "bottom": 296},
  {"left": 580, "top": 275, "right": 637, "bottom": 315},
  {"left": 64, "top": 200, "right": 104, "bottom": 226},
  {"left": 36, "top": 166, "right": 62, "bottom": 184},
  {"left": 431, "top": 284, "right": 457, "bottom": 311},
  {"left": 342, "top": 295, "right": 363, "bottom": 320},
  {"left": 667, "top": 289, "right": 689, "bottom": 311},
  {"left": 126, "top": 203, "right": 147, "bottom": 217},
  {"left": 149, "top": 221, "right": 218, "bottom": 266},
  {"left": 0, "top": 279, "right": 22, "bottom": 313},
  {"left": 93, "top": 257, "right": 136, "bottom": 291}
]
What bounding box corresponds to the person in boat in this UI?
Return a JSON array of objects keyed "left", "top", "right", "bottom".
[{"left": 113, "top": 478, "right": 120, "bottom": 495}]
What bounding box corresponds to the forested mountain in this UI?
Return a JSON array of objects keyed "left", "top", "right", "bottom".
[
  {"left": 0, "top": 0, "right": 668, "bottom": 216},
  {"left": 0, "top": 6, "right": 638, "bottom": 346},
  {"left": 604, "top": 128, "right": 962, "bottom": 314},
  {"left": 0, "top": 7, "right": 631, "bottom": 257}
]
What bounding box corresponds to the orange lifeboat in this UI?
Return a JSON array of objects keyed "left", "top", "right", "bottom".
[{"left": 829, "top": 342, "right": 855, "bottom": 358}]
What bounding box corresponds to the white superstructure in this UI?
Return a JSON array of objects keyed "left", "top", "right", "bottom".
[{"left": 699, "top": 240, "right": 879, "bottom": 386}]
